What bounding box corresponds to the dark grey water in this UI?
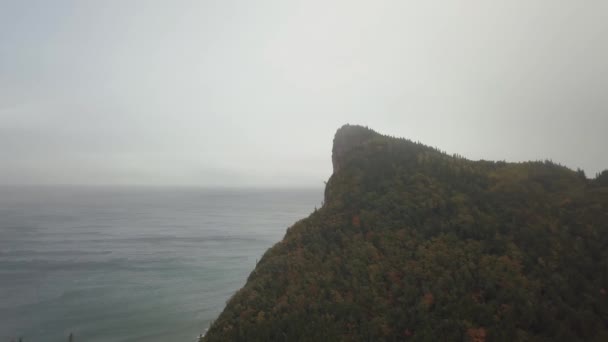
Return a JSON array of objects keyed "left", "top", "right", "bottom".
[{"left": 0, "top": 186, "right": 322, "bottom": 342}]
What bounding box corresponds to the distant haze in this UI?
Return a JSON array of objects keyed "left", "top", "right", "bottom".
[{"left": 1, "top": 1, "right": 606, "bottom": 187}]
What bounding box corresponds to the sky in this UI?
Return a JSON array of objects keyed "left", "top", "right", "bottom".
[{"left": 1, "top": 0, "right": 607, "bottom": 187}]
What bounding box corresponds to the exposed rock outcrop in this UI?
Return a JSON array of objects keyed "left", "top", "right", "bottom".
[{"left": 331, "top": 124, "right": 378, "bottom": 173}]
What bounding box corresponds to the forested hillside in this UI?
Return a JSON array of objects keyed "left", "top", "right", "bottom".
[{"left": 203, "top": 125, "right": 608, "bottom": 341}]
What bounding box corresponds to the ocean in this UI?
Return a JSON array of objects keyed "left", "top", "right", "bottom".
[{"left": 0, "top": 186, "right": 322, "bottom": 342}]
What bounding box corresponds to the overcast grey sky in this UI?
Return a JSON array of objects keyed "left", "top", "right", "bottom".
[{"left": 1, "top": 0, "right": 606, "bottom": 186}]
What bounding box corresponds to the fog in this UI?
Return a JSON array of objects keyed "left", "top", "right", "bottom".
[{"left": 1, "top": 0, "right": 606, "bottom": 186}]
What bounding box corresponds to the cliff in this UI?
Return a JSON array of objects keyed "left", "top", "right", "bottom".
[
  {"left": 331, "top": 124, "right": 379, "bottom": 173},
  {"left": 202, "top": 125, "right": 608, "bottom": 341}
]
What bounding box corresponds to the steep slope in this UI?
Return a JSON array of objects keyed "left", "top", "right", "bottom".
[{"left": 203, "top": 125, "right": 608, "bottom": 341}]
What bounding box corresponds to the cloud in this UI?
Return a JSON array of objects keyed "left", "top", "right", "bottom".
[{"left": 1, "top": 0, "right": 606, "bottom": 185}]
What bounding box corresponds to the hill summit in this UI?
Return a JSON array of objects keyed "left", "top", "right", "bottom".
[{"left": 203, "top": 125, "right": 608, "bottom": 341}]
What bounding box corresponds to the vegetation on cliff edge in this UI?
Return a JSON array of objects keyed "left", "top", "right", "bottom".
[{"left": 203, "top": 125, "right": 608, "bottom": 341}]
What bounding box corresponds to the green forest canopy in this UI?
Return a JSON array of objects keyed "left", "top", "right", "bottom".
[{"left": 203, "top": 125, "right": 608, "bottom": 341}]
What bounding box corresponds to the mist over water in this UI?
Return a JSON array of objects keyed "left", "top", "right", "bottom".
[{"left": 0, "top": 186, "right": 322, "bottom": 341}]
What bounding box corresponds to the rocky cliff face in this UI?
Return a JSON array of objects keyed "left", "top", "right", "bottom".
[{"left": 331, "top": 124, "right": 379, "bottom": 173}]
